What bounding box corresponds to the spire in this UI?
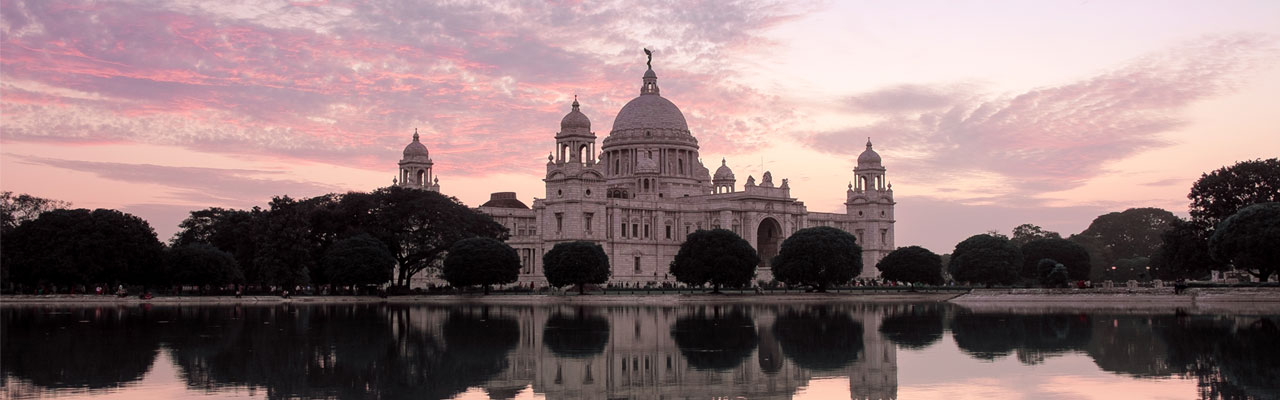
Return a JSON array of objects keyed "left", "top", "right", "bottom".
[
  {"left": 866, "top": 137, "right": 872, "bottom": 149},
  {"left": 721, "top": 157, "right": 727, "bottom": 166},
  {"left": 641, "top": 48, "right": 660, "bottom": 95},
  {"left": 413, "top": 128, "right": 420, "bottom": 142},
  {"left": 572, "top": 95, "right": 580, "bottom": 111}
]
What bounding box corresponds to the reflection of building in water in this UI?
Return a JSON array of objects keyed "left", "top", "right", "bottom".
[
  {"left": 397, "top": 52, "right": 896, "bottom": 288},
  {"left": 398, "top": 305, "right": 897, "bottom": 400}
]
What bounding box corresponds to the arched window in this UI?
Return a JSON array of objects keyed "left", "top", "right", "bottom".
[
  {"left": 614, "top": 159, "right": 620, "bottom": 175},
  {"left": 579, "top": 145, "right": 589, "bottom": 164},
  {"left": 644, "top": 179, "right": 650, "bottom": 191},
  {"left": 678, "top": 159, "right": 684, "bottom": 174},
  {"left": 859, "top": 176, "right": 867, "bottom": 190},
  {"left": 417, "top": 170, "right": 426, "bottom": 185}
]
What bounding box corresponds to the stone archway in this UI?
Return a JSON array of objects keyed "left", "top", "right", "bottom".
[{"left": 757, "top": 217, "right": 782, "bottom": 269}]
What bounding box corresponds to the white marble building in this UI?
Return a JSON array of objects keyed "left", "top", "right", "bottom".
[{"left": 398, "top": 58, "right": 895, "bottom": 285}]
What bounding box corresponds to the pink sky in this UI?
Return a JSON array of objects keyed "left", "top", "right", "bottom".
[{"left": 2, "top": 0, "right": 1278, "bottom": 253}]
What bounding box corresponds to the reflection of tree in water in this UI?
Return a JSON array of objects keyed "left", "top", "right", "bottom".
[
  {"left": 543, "top": 309, "right": 610, "bottom": 358},
  {"left": 879, "top": 304, "right": 945, "bottom": 350},
  {"left": 0, "top": 306, "right": 160, "bottom": 390},
  {"left": 757, "top": 324, "right": 784, "bottom": 374},
  {"left": 1158, "top": 315, "right": 1280, "bottom": 399},
  {"left": 164, "top": 304, "right": 521, "bottom": 400},
  {"left": 773, "top": 306, "right": 863, "bottom": 371},
  {"left": 670, "top": 307, "right": 758, "bottom": 370},
  {"left": 951, "top": 312, "right": 1090, "bottom": 364},
  {"left": 1085, "top": 315, "right": 1176, "bottom": 377}
]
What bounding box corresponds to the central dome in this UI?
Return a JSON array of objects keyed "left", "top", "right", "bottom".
[{"left": 611, "top": 94, "right": 689, "bottom": 133}]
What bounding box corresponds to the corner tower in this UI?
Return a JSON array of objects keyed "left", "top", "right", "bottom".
[
  {"left": 846, "top": 138, "right": 895, "bottom": 273},
  {"left": 542, "top": 99, "right": 608, "bottom": 243},
  {"left": 397, "top": 129, "right": 440, "bottom": 191}
]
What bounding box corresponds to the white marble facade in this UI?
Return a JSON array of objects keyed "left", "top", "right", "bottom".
[{"left": 399, "top": 59, "right": 895, "bottom": 286}]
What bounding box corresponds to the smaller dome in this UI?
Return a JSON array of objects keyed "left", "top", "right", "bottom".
[
  {"left": 858, "top": 138, "right": 881, "bottom": 166},
  {"left": 714, "top": 158, "right": 735, "bottom": 181},
  {"left": 560, "top": 98, "right": 591, "bottom": 131},
  {"left": 636, "top": 152, "right": 659, "bottom": 174},
  {"left": 403, "top": 130, "right": 429, "bottom": 160}
]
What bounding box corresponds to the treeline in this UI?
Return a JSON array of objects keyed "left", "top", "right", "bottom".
[
  {"left": 0, "top": 187, "right": 507, "bottom": 294},
  {"left": 875, "top": 158, "right": 1279, "bottom": 287}
]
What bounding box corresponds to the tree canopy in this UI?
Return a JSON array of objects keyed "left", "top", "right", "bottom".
[
  {"left": 1020, "top": 238, "right": 1091, "bottom": 282},
  {"left": 949, "top": 234, "right": 1022, "bottom": 286},
  {"left": 1010, "top": 223, "right": 1062, "bottom": 247},
  {"left": 3, "top": 208, "right": 163, "bottom": 288},
  {"left": 321, "top": 233, "right": 396, "bottom": 288},
  {"left": 542, "top": 241, "right": 610, "bottom": 294},
  {"left": 0, "top": 191, "right": 71, "bottom": 234},
  {"left": 1151, "top": 219, "right": 1222, "bottom": 280},
  {"left": 1189, "top": 158, "right": 1280, "bottom": 230},
  {"left": 1209, "top": 202, "right": 1280, "bottom": 281},
  {"left": 1071, "top": 207, "right": 1178, "bottom": 267},
  {"left": 876, "top": 246, "right": 944, "bottom": 285},
  {"left": 669, "top": 229, "right": 759, "bottom": 292},
  {"left": 770, "top": 226, "right": 862, "bottom": 292},
  {"left": 166, "top": 243, "right": 243, "bottom": 287},
  {"left": 442, "top": 237, "right": 521, "bottom": 294}
]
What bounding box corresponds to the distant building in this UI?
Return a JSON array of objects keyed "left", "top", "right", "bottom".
[{"left": 397, "top": 57, "right": 895, "bottom": 287}]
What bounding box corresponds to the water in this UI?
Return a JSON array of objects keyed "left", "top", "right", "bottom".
[{"left": 1, "top": 301, "right": 1276, "bottom": 399}]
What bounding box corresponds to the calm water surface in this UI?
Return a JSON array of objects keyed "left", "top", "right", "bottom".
[{"left": 1, "top": 301, "right": 1276, "bottom": 399}]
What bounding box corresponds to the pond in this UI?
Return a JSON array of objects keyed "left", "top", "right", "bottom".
[{"left": 1, "top": 301, "right": 1276, "bottom": 399}]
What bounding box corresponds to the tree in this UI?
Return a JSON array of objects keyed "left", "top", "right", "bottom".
[
  {"left": 542, "top": 241, "right": 610, "bottom": 294},
  {"left": 441, "top": 237, "right": 520, "bottom": 294},
  {"left": 1151, "top": 219, "right": 1223, "bottom": 280},
  {"left": 172, "top": 207, "right": 261, "bottom": 282},
  {"left": 1209, "top": 203, "right": 1280, "bottom": 281},
  {"left": 1188, "top": 158, "right": 1280, "bottom": 230},
  {"left": 1020, "top": 238, "right": 1091, "bottom": 282},
  {"left": 669, "top": 229, "right": 759, "bottom": 292},
  {"left": 770, "top": 226, "right": 862, "bottom": 292},
  {"left": 368, "top": 187, "right": 508, "bottom": 287},
  {"left": 1010, "top": 223, "right": 1062, "bottom": 247},
  {"left": 252, "top": 197, "right": 314, "bottom": 289},
  {"left": 167, "top": 243, "right": 243, "bottom": 288},
  {"left": 321, "top": 234, "right": 396, "bottom": 291},
  {"left": 1039, "top": 259, "right": 1070, "bottom": 288},
  {"left": 948, "top": 234, "right": 1021, "bottom": 286},
  {"left": 1071, "top": 207, "right": 1179, "bottom": 266},
  {"left": 0, "top": 191, "right": 71, "bottom": 234},
  {"left": 3, "top": 208, "right": 163, "bottom": 290},
  {"left": 876, "top": 246, "right": 944, "bottom": 285}
]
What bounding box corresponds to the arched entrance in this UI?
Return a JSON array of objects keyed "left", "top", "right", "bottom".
[{"left": 757, "top": 217, "right": 782, "bottom": 269}]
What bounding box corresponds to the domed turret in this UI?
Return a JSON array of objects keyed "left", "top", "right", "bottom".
[
  {"left": 560, "top": 98, "right": 591, "bottom": 132},
  {"left": 403, "top": 131, "right": 429, "bottom": 162},
  {"left": 713, "top": 158, "right": 736, "bottom": 193},
  {"left": 857, "top": 138, "right": 881, "bottom": 166}
]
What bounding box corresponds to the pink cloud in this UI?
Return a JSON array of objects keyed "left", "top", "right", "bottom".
[{"left": 806, "top": 35, "right": 1277, "bottom": 201}]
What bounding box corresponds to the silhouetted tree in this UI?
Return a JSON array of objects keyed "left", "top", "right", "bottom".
[
  {"left": 369, "top": 187, "right": 509, "bottom": 287},
  {"left": 771, "top": 227, "right": 862, "bottom": 292},
  {"left": 172, "top": 207, "right": 261, "bottom": 283},
  {"left": 1071, "top": 207, "right": 1178, "bottom": 267},
  {"left": 442, "top": 237, "right": 520, "bottom": 294},
  {"left": 1020, "top": 238, "right": 1091, "bottom": 282},
  {"left": 0, "top": 306, "right": 161, "bottom": 389},
  {"left": 876, "top": 246, "right": 944, "bottom": 285},
  {"left": 166, "top": 243, "right": 243, "bottom": 288},
  {"left": 671, "top": 307, "right": 758, "bottom": 370},
  {"left": 3, "top": 208, "right": 163, "bottom": 290},
  {"left": 1043, "top": 261, "right": 1070, "bottom": 288},
  {"left": 321, "top": 233, "right": 396, "bottom": 291},
  {"left": 1151, "top": 219, "right": 1222, "bottom": 280},
  {"left": 949, "top": 234, "right": 1021, "bottom": 286},
  {"left": 542, "top": 241, "right": 610, "bottom": 294},
  {"left": 1010, "top": 223, "right": 1061, "bottom": 247},
  {"left": 669, "top": 229, "right": 759, "bottom": 292},
  {"left": 1209, "top": 202, "right": 1280, "bottom": 281},
  {"left": 252, "top": 196, "right": 314, "bottom": 288},
  {"left": 1188, "top": 158, "right": 1280, "bottom": 230},
  {"left": 0, "top": 191, "right": 70, "bottom": 234}
]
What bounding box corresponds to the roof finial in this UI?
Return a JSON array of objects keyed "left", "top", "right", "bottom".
[
  {"left": 413, "top": 128, "right": 420, "bottom": 142},
  {"left": 866, "top": 137, "right": 872, "bottom": 149},
  {"left": 644, "top": 48, "right": 653, "bottom": 69},
  {"left": 721, "top": 157, "right": 726, "bottom": 166}
]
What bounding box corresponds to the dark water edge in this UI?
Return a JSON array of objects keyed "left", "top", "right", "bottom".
[{"left": 2, "top": 302, "right": 1277, "bottom": 400}]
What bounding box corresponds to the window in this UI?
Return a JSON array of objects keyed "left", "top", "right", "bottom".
[
  {"left": 678, "top": 159, "right": 684, "bottom": 174},
  {"left": 621, "top": 222, "right": 628, "bottom": 238},
  {"left": 644, "top": 224, "right": 650, "bottom": 238},
  {"left": 634, "top": 256, "right": 641, "bottom": 273},
  {"left": 632, "top": 223, "right": 638, "bottom": 238},
  {"left": 881, "top": 229, "right": 888, "bottom": 244},
  {"left": 555, "top": 213, "right": 563, "bottom": 233},
  {"left": 665, "top": 225, "right": 672, "bottom": 239},
  {"left": 584, "top": 213, "right": 594, "bottom": 234}
]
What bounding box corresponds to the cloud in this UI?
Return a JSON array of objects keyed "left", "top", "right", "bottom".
[
  {"left": 15, "top": 156, "right": 341, "bottom": 205},
  {"left": 1, "top": 0, "right": 815, "bottom": 176},
  {"left": 807, "top": 35, "right": 1278, "bottom": 203}
]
